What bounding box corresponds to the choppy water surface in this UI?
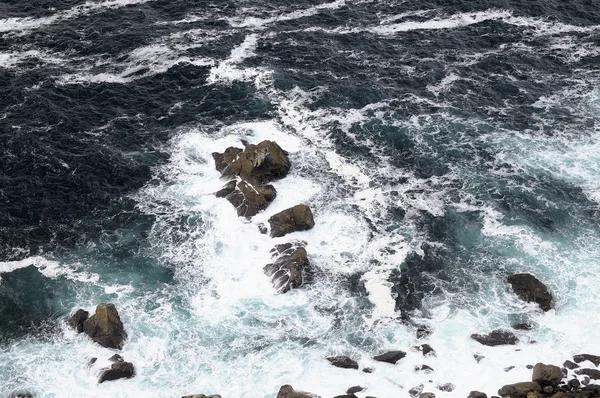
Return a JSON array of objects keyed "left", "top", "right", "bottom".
[{"left": 1, "top": 0, "right": 599, "bottom": 397}]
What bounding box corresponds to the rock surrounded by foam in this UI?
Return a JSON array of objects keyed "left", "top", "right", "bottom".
[
  {"left": 67, "top": 308, "right": 89, "bottom": 333},
  {"left": 268, "top": 205, "right": 315, "bottom": 238},
  {"left": 98, "top": 357, "right": 135, "bottom": 383},
  {"left": 264, "top": 242, "right": 309, "bottom": 293},
  {"left": 82, "top": 303, "right": 127, "bottom": 349},
  {"left": 507, "top": 273, "right": 553, "bottom": 311},
  {"left": 216, "top": 179, "right": 277, "bottom": 217},
  {"left": 277, "top": 385, "right": 320, "bottom": 398},
  {"left": 373, "top": 350, "right": 407, "bottom": 364},
  {"left": 326, "top": 355, "right": 359, "bottom": 369},
  {"left": 471, "top": 329, "right": 518, "bottom": 346}
]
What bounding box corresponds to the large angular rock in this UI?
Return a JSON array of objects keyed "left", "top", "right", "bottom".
[
  {"left": 507, "top": 273, "right": 552, "bottom": 311},
  {"left": 373, "top": 350, "right": 406, "bottom": 364},
  {"left": 471, "top": 329, "right": 518, "bottom": 346},
  {"left": 67, "top": 309, "right": 89, "bottom": 333},
  {"left": 217, "top": 179, "right": 277, "bottom": 217},
  {"left": 532, "top": 363, "right": 562, "bottom": 387},
  {"left": 497, "top": 382, "right": 542, "bottom": 397},
  {"left": 326, "top": 355, "right": 359, "bottom": 369},
  {"left": 277, "top": 385, "right": 320, "bottom": 398},
  {"left": 269, "top": 205, "right": 315, "bottom": 238},
  {"left": 264, "top": 242, "right": 309, "bottom": 293},
  {"left": 82, "top": 303, "right": 127, "bottom": 349},
  {"left": 98, "top": 360, "right": 135, "bottom": 383}
]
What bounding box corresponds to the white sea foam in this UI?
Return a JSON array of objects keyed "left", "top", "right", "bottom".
[{"left": 207, "top": 34, "right": 270, "bottom": 85}]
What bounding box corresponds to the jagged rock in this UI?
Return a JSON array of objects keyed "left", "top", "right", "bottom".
[
  {"left": 573, "top": 354, "right": 600, "bottom": 367},
  {"left": 220, "top": 180, "right": 277, "bottom": 217},
  {"left": 474, "top": 354, "right": 485, "bottom": 363},
  {"left": 436, "top": 383, "right": 454, "bottom": 392},
  {"left": 415, "top": 365, "right": 434, "bottom": 372},
  {"left": 98, "top": 360, "right": 135, "bottom": 383},
  {"left": 326, "top": 355, "right": 359, "bottom": 370},
  {"left": 67, "top": 309, "right": 89, "bottom": 333},
  {"left": 563, "top": 360, "right": 579, "bottom": 369},
  {"left": 373, "top": 350, "right": 406, "bottom": 364},
  {"left": 269, "top": 205, "right": 315, "bottom": 238},
  {"left": 575, "top": 368, "right": 600, "bottom": 379},
  {"left": 409, "top": 385, "right": 424, "bottom": 397},
  {"left": 346, "top": 386, "right": 364, "bottom": 394},
  {"left": 212, "top": 147, "right": 243, "bottom": 176},
  {"left": 82, "top": 303, "right": 127, "bottom": 349},
  {"left": 212, "top": 141, "right": 290, "bottom": 183},
  {"left": 505, "top": 366, "right": 515, "bottom": 372},
  {"left": 264, "top": 242, "right": 309, "bottom": 293},
  {"left": 108, "top": 354, "right": 124, "bottom": 362},
  {"left": 497, "top": 382, "right": 542, "bottom": 397},
  {"left": 468, "top": 391, "right": 487, "bottom": 398},
  {"left": 181, "top": 395, "right": 221, "bottom": 398},
  {"left": 276, "top": 385, "right": 320, "bottom": 398},
  {"left": 471, "top": 330, "right": 518, "bottom": 346},
  {"left": 421, "top": 344, "right": 435, "bottom": 356},
  {"left": 507, "top": 273, "right": 552, "bottom": 311},
  {"left": 532, "top": 363, "right": 562, "bottom": 387}
]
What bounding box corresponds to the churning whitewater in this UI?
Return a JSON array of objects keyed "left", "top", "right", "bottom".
[{"left": 1, "top": 0, "right": 600, "bottom": 397}]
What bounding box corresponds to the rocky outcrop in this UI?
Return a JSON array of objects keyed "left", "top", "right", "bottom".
[
  {"left": 471, "top": 329, "right": 518, "bottom": 346},
  {"left": 67, "top": 309, "right": 89, "bottom": 333},
  {"left": 573, "top": 353, "right": 600, "bottom": 367},
  {"left": 269, "top": 205, "right": 315, "bottom": 238},
  {"left": 507, "top": 273, "right": 552, "bottom": 311},
  {"left": 277, "top": 385, "right": 320, "bottom": 398},
  {"left": 264, "top": 242, "right": 309, "bottom": 293},
  {"left": 497, "top": 381, "right": 542, "bottom": 397},
  {"left": 217, "top": 179, "right": 277, "bottom": 217},
  {"left": 82, "top": 303, "right": 127, "bottom": 349},
  {"left": 373, "top": 350, "right": 406, "bottom": 364},
  {"left": 98, "top": 358, "right": 135, "bottom": 383},
  {"left": 326, "top": 355, "right": 359, "bottom": 370},
  {"left": 532, "top": 363, "right": 562, "bottom": 386}
]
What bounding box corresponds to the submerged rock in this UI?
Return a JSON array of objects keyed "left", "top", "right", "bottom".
[
  {"left": 532, "top": 363, "right": 562, "bottom": 386},
  {"left": 573, "top": 353, "right": 600, "bottom": 367},
  {"left": 269, "top": 205, "right": 315, "bottom": 238},
  {"left": 497, "top": 381, "right": 541, "bottom": 397},
  {"left": 326, "top": 355, "right": 359, "bottom": 370},
  {"left": 373, "top": 350, "right": 406, "bottom": 364},
  {"left": 67, "top": 309, "right": 89, "bottom": 333},
  {"left": 98, "top": 360, "right": 135, "bottom": 383},
  {"left": 507, "top": 273, "right": 552, "bottom": 311},
  {"left": 276, "top": 384, "right": 320, "bottom": 398},
  {"left": 82, "top": 303, "right": 127, "bottom": 349},
  {"left": 471, "top": 330, "right": 518, "bottom": 346},
  {"left": 264, "top": 242, "right": 309, "bottom": 293}
]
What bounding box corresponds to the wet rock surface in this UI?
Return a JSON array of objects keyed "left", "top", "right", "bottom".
[
  {"left": 471, "top": 329, "right": 518, "bottom": 346},
  {"left": 507, "top": 273, "right": 553, "bottom": 311},
  {"left": 264, "top": 242, "right": 309, "bottom": 293},
  {"left": 82, "top": 303, "right": 126, "bottom": 349}
]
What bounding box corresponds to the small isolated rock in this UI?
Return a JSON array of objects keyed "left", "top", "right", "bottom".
[
  {"left": 8, "top": 390, "right": 34, "bottom": 398},
  {"left": 471, "top": 330, "right": 518, "bottom": 346},
  {"left": 373, "top": 350, "right": 406, "bottom": 364},
  {"left": 573, "top": 354, "right": 600, "bottom": 367},
  {"left": 419, "top": 393, "right": 436, "bottom": 398},
  {"left": 277, "top": 385, "right": 320, "bottom": 398},
  {"left": 264, "top": 242, "right": 309, "bottom": 293},
  {"left": 362, "top": 367, "right": 374, "bottom": 373},
  {"left": 269, "top": 205, "right": 315, "bottom": 238},
  {"left": 474, "top": 354, "right": 485, "bottom": 363},
  {"left": 505, "top": 366, "right": 515, "bottom": 372},
  {"left": 575, "top": 368, "right": 600, "bottom": 380},
  {"left": 346, "top": 386, "right": 364, "bottom": 394},
  {"left": 507, "top": 273, "right": 552, "bottom": 311},
  {"left": 409, "top": 384, "right": 424, "bottom": 397},
  {"left": 497, "top": 381, "right": 542, "bottom": 397},
  {"left": 532, "top": 363, "right": 562, "bottom": 386},
  {"left": 67, "top": 309, "right": 89, "bottom": 333},
  {"left": 468, "top": 391, "right": 487, "bottom": 398},
  {"left": 415, "top": 365, "right": 434, "bottom": 372},
  {"left": 82, "top": 303, "right": 127, "bottom": 349},
  {"left": 108, "top": 354, "right": 123, "bottom": 362},
  {"left": 421, "top": 344, "right": 435, "bottom": 356},
  {"left": 512, "top": 322, "right": 533, "bottom": 331},
  {"left": 98, "top": 360, "right": 135, "bottom": 383},
  {"left": 326, "top": 356, "right": 358, "bottom": 370},
  {"left": 526, "top": 364, "right": 533, "bottom": 369},
  {"left": 563, "top": 360, "right": 580, "bottom": 369},
  {"left": 436, "top": 383, "right": 455, "bottom": 392}
]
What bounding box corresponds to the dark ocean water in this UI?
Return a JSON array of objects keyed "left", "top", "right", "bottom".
[{"left": 1, "top": 0, "right": 600, "bottom": 396}]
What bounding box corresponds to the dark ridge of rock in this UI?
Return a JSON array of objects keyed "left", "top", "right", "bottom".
[
  {"left": 212, "top": 147, "right": 243, "bottom": 175},
  {"left": 373, "top": 350, "right": 406, "bottom": 364},
  {"left": 564, "top": 360, "right": 580, "bottom": 369},
  {"left": 98, "top": 360, "right": 135, "bottom": 383},
  {"left": 181, "top": 395, "right": 222, "bottom": 398},
  {"left": 575, "top": 368, "right": 600, "bottom": 380},
  {"left": 467, "top": 391, "right": 487, "bottom": 398},
  {"left": 87, "top": 358, "right": 97, "bottom": 368},
  {"left": 505, "top": 366, "right": 515, "bottom": 372},
  {"left": 346, "top": 386, "right": 364, "bottom": 394},
  {"left": 264, "top": 242, "right": 309, "bottom": 293},
  {"left": 326, "top": 355, "right": 359, "bottom": 370},
  {"left": 512, "top": 322, "right": 533, "bottom": 331},
  {"left": 497, "top": 381, "right": 541, "bottom": 397},
  {"left": 221, "top": 180, "right": 277, "bottom": 217},
  {"left": 67, "top": 309, "right": 89, "bottom": 333},
  {"left": 507, "top": 273, "right": 553, "bottom": 311},
  {"left": 471, "top": 330, "right": 518, "bottom": 346},
  {"left": 415, "top": 365, "right": 434, "bottom": 372},
  {"left": 436, "top": 383, "right": 454, "bottom": 392},
  {"left": 573, "top": 354, "right": 600, "bottom": 367},
  {"left": 276, "top": 385, "right": 320, "bottom": 398},
  {"left": 82, "top": 303, "right": 127, "bottom": 349},
  {"left": 532, "top": 363, "right": 562, "bottom": 387},
  {"left": 269, "top": 205, "right": 315, "bottom": 238}
]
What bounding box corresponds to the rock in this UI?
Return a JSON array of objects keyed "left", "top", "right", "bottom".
[
  {"left": 436, "top": 383, "right": 455, "bottom": 392},
  {"left": 526, "top": 364, "right": 533, "bottom": 369},
  {"left": 415, "top": 365, "right": 434, "bottom": 372},
  {"left": 326, "top": 355, "right": 358, "bottom": 370},
  {"left": 220, "top": 180, "right": 277, "bottom": 217},
  {"left": 512, "top": 323, "right": 533, "bottom": 331},
  {"left": 474, "top": 354, "right": 485, "bottom": 363},
  {"left": 258, "top": 223, "right": 268, "bottom": 234},
  {"left": 212, "top": 147, "right": 243, "bottom": 176},
  {"left": 276, "top": 385, "right": 320, "bottom": 398},
  {"left": 346, "top": 386, "right": 364, "bottom": 394},
  {"left": 269, "top": 205, "right": 315, "bottom": 238},
  {"left": 563, "top": 360, "right": 580, "bottom": 369},
  {"left": 497, "top": 382, "right": 542, "bottom": 398},
  {"left": 98, "top": 360, "right": 135, "bottom": 383},
  {"left": 108, "top": 354, "right": 124, "bottom": 362},
  {"left": 67, "top": 309, "right": 89, "bottom": 333},
  {"left": 362, "top": 367, "right": 374, "bottom": 373},
  {"left": 471, "top": 330, "right": 518, "bottom": 346},
  {"left": 373, "top": 350, "right": 406, "bottom": 364},
  {"left": 532, "top": 363, "right": 562, "bottom": 387},
  {"left": 568, "top": 379, "right": 580, "bottom": 389},
  {"left": 419, "top": 394, "right": 436, "bottom": 398},
  {"left": 573, "top": 354, "right": 600, "bottom": 367},
  {"left": 542, "top": 386, "right": 554, "bottom": 394},
  {"left": 505, "top": 366, "right": 515, "bottom": 372},
  {"left": 416, "top": 325, "right": 432, "bottom": 339},
  {"left": 582, "top": 376, "right": 590, "bottom": 386},
  {"left": 409, "top": 384, "right": 424, "bottom": 397},
  {"left": 334, "top": 395, "right": 357, "bottom": 398},
  {"left": 264, "top": 243, "right": 309, "bottom": 293},
  {"left": 421, "top": 344, "right": 435, "bottom": 356},
  {"left": 87, "top": 358, "right": 97, "bottom": 367},
  {"left": 82, "top": 303, "right": 127, "bottom": 349},
  {"left": 8, "top": 390, "right": 34, "bottom": 398},
  {"left": 575, "top": 368, "right": 600, "bottom": 380},
  {"left": 507, "top": 273, "right": 552, "bottom": 311},
  {"left": 232, "top": 141, "right": 291, "bottom": 183},
  {"left": 181, "top": 395, "right": 222, "bottom": 398},
  {"left": 468, "top": 392, "right": 487, "bottom": 398}
]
